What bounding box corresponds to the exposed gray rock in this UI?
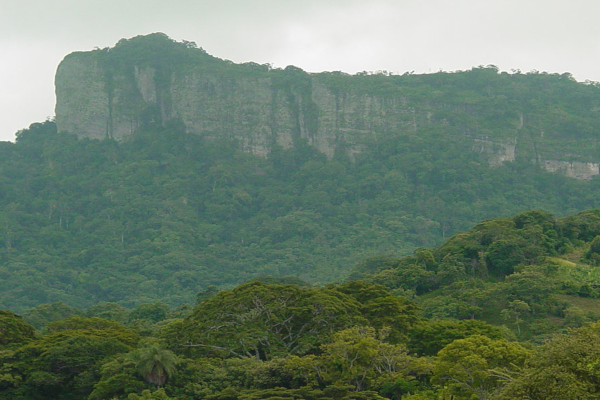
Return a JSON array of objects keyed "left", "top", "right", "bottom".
[
  {"left": 54, "top": 53, "right": 422, "bottom": 159},
  {"left": 55, "top": 53, "right": 111, "bottom": 140},
  {"left": 54, "top": 39, "right": 600, "bottom": 181},
  {"left": 542, "top": 160, "right": 600, "bottom": 181},
  {"left": 472, "top": 138, "right": 517, "bottom": 167}
]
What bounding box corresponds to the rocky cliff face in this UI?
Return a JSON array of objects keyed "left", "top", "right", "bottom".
[
  {"left": 55, "top": 56, "right": 420, "bottom": 159},
  {"left": 55, "top": 34, "right": 600, "bottom": 180},
  {"left": 55, "top": 53, "right": 112, "bottom": 140},
  {"left": 542, "top": 160, "right": 600, "bottom": 181}
]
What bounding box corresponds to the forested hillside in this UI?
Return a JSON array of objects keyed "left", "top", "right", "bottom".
[
  {"left": 355, "top": 208, "right": 600, "bottom": 337},
  {"left": 0, "top": 119, "right": 599, "bottom": 311},
  {"left": 4, "top": 32, "right": 600, "bottom": 400},
  {"left": 2, "top": 208, "right": 600, "bottom": 399}
]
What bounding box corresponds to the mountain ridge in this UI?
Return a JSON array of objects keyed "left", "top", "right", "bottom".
[{"left": 55, "top": 33, "right": 600, "bottom": 180}]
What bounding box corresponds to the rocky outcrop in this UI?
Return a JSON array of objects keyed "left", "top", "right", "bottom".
[
  {"left": 54, "top": 34, "right": 600, "bottom": 181},
  {"left": 542, "top": 160, "right": 600, "bottom": 181},
  {"left": 472, "top": 139, "right": 517, "bottom": 167},
  {"left": 55, "top": 56, "right": 421, "bottom": 159},
  {"left": 55, "top": 53, "right": 112, "bottom": 140}
]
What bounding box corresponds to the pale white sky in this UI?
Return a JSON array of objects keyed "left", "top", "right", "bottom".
[{"left": 1, "top": 0, "right": 599, "bottom": 141}]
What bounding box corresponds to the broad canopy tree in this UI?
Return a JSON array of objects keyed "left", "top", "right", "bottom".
[
  {"left": 170, "top": 281, "right": 419, "bottom": 361},
  {"left": 174, "top": 282, "right": 366, "bottom": 359}
]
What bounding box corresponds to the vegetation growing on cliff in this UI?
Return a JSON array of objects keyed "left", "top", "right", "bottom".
[
  {"left": 6, "top": 89, "right": 600, "bottom": 396},
  {"left": 61, "top": 34, "right": 600, "bottom": 164},
  {"left": 0, "top": 119, "right": 599, "bottom": 311}
]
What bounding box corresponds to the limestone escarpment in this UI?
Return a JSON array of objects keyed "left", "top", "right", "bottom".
[
  {"left": 542, "top": 160, "right": 600, "bottom": 181},
  {"left": 55, "top": 53, "right": 111, "bottom": 140},
  {"left": 55, "top": 52, "right": 422, "bottom": 159},
  {"left": 55, "top": 33, "right": 600, "bottom": 180}
]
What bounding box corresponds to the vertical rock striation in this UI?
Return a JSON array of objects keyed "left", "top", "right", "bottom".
[
  {"left": 54, "top": 33, "right": 600, "bottom": 180},
  {"left": 55, "top": 52, "right": 421, "bottom": 158}
]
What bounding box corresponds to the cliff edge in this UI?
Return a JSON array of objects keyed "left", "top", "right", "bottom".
[{"left": 55, "top": 33, "right": 600, "bottom": 179}]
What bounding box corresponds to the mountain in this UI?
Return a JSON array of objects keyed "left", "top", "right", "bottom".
[
  {"left": 56, "top": 33, "right": 600, "bottom": 180},
  {"left": 1, "top": 34, "right": 600, "bottom": 312},
  {"left": 4, "top": 32, "right": 600, "bottom": 400}
]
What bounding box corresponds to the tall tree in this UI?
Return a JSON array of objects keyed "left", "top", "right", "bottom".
[{"left": 129, "top": 343, "right": 178, "bottom": 388}]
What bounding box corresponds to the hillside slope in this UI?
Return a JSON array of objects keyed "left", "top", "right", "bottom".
[
  {"left": 3, "top": 33, "right": 600, "bottom": 310},
  {"left": 3, "top": 209, "right": 600, "bottom": 400},
  {"left": 1, "top": 120, "right": 600, "bottom": 311},
  {"left": 357, "top": 208, "right": 600, "bottom": 339}
]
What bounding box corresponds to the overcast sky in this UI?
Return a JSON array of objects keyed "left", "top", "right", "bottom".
[{"left": 1, "top": 0, "right": 599, "bottom": 142}]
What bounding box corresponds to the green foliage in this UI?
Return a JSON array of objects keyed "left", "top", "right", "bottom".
[
  {"left": 2, "top": 115, "right": 600, "bottom": 312},
  {"left": 585, "top": 235, "right": 600, "bottom": 265},
  {"left": 129, "top": 303, "right": 170, "bottom": 325},
  {"left": 88, "top": 353, "right": 146, "bottom": 400},
  {"left": 485, "top": 238, "right": 527, "bottom": 276},
  {"left": 432, "top": 210, "right": 560, "bottom": 279},
  {"left": 195, "top": 285, "right": 219, "bottom": 305},
  {"left": 348, "top": 255, "right": 402, "bottom": 281},
  {"left": 128, "top": 388, "right": 174, "bottom": 400},
  {"left": 495, "top": 322, "right": 600, "bottom": 399},
  {"left": 44, "top": 316, "right": 131, "bottom": 333},
  {"left": 6, "top": 328, "right": 138, "bottom": 400},
  {"left": 353, "top": 206, "right": 600, "bottom": 342},
  {"left": 318, "top": 326, "right": 417, "bottom": 392},
  {"left": 248, "top": 276, "right": 311, "bottom": 287},
  {"left": 0, "top": 310, "right": 35, "bottom": 347},
  {"left": 22, "top": 302, "right": 82, "bottom": 330},
  {"left": 559, "top": 209, "right": 600, "bottom": 243},
  {"left": 360, "top": 295, "right": 420, "bottom": 343},
  {"left": 86, "top": 302, "right": 129, "bottom": 323},
  {"left": 335, "top": 281, "right": 392, "bottom": 304},
  {"left": 7, "top": 41, "right": 600, "bottom": 397},
  {"left": 5, "top": 276, "right": 600, "bottom": 400},
  {"left": 282, "top": 326, "right": 431, "bottom": 398},
  {"left": 497, "top": 270, "right": 556, "bottom": 314},
  {"left": 419, "top": 280, "right": 494, "bottom": 320},
  {"left": 500, "top": 300, "right": 531, "bottom": 335},
  {"left": 554, "top": 262, "right": 600, "bottom": 297},
  {"left": 128, "top": 342, "right": 178, "bottom": 388},
  {"left": 174, "top": 282, "right": 365, "bottom": 359},
  {"left": 431, "top": 335, "right": 531, "bottom": 399},
  {"left": 408, "top": 319, "right": 505, "bottom": 356}
]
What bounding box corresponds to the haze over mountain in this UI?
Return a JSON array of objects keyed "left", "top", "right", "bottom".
[{"left": 3, "top": 0, "right": 600, "bottom": 142}]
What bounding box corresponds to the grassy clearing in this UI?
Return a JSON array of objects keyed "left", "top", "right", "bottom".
[
  {"left": 545, "top": 256, "right": 577, "bottom": 267},
  {"left": 556, "top": 294, "right": 600, "bottom": 317},
  {"left": 560, "top": 246, "right": 588, "bottom": 263}
]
